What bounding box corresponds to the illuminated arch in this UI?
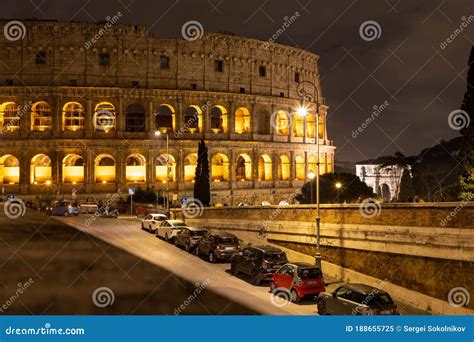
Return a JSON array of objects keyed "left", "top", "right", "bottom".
[
  {"left": 126, "top": 103, "right": 146, "bottom": 132},
  {"left": 63, "top": 102, "right": 85, "bottom": 131},
  {"left": 30, "top": 154, "right": 51, "bottom": 184},
  {"left": 94, "top": 102, "right": 116, "bottom": 132},
  {"left": 183, "top": 105, "right": 202, "bottom": 133},
  {"left": 236, "top": 154, "right": 252, "bottom": 181},
  {"left": 306, "top": 113, "right": 315, "bottom": 138},
  {"left": 293, "top": 111, "right": 304, "bottom": 137},
  {"left": 278, "top": 155, "right": 290, "bottom": 181},
  {"left": 0, "top": 102, "right": 20, "bottom": 133},
  {"left": 295, "top": 155, "right": 305, "bottom": 180},
  {"left": 210, "top": 106, "right": 228, "bottom": 133},
  {"left": 0, "top": 155, "right": 20, "bottom": 184},
  {"left": 95, "top": 154, "right": 116, "bottom": 183},
  {"left": 211, "top": 153, "right": 229, "bottom": 181},
  {"left": 31, "top": 101, "right": 52, "bottom": 132},
  {"left": 184, "top": 154, "right": 198, "bottom": 182},
  {"left": 62, "top": 154, "right": 84, "bottom": 184},
  {"left": 155, "top": 104, "right": 175, "bottom": 133},
  {"left": 275, "top": 110, "right": 290, "bottom": 135},
  {"left": 156, "top": 154, "right": 176, "bottom": 182},
  {"left": 308, "top": 155, "right": 317, "bottom": 176},
  {"left": 258, "top": 154, "right": 272, "bottom": 181},
  {"left": 125, "top": 154, "right": 146, "bottom": 183},
  {"left": 234, "top": 107, "right": 251, "bottom": 134}
]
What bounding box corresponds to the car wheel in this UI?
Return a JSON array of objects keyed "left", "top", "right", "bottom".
[
  {"left": 209, "top": 252, "right": 215, "bottom": 263},
  {"left": 149, "top": 225, "right": 153, "bottom": 232},
  {"left": 269, "top": 281, "right": 276, "bottom": 292},
  {"left": 185, "top": 243, "right": 190, "bottom": 253},
  {"left": 174, "top": 238, "right": 179, "bottom": 247},
  {"left": 165, "top": 233, "right": 169, "bottom": 242},
  {"left": 290, "top": 289, "right": 301, "bottom": 303},
  {"left": 231, "top": 262, "right": 239, "bottom": 275},
  {"left": 64, "top": 211, "right": 69, "bottom": 217},
  {"left": 317, "top": 298, "right": 328, "bottom": 315},
  {"left": 251, "top": 271, "right": 261, "bottom": 285},
  {"left": 194, "top": 246, "right": 200, "bottom": 256}
]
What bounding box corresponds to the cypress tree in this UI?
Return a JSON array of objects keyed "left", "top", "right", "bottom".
[{"left": 193, "top": 139, "right": 211, "bottom": 206}]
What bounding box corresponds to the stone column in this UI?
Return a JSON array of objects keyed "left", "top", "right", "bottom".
[
  {"left": 19, "top": 153, "right": 30, "bottom": 194},
  {"left": 147, "top": 99, "right": 154, "bottom": 137},
  {"left": 86, "top": 100, "right": 93, "bottom": 138}
]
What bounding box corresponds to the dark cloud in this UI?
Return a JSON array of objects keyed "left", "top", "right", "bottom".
[{"left": 1, "top": 0, "right": 471, "bottom": 162}]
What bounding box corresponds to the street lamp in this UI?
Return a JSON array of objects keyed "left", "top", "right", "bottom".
[
  {"left": 335, "top": 182, "right": 342, "bottom": 203},
  {"left": 297, "top": 80, "right": 323, "bottom": 269},
  {"left": 155, "top": 130, "right": 170, "bottom": 215},
  {"left": 308, "top": 170, "right": 315, "bottom": 204}
]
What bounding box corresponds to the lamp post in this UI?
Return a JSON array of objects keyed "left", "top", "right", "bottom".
[
  {"left": 297, "top": 80, "right": 323, "bottom": 269},
  {"left": 308, "top": 170, "right": 315, "bottom": 204},
  {"left": 155, "top": 130, "right": 170, "bottom": 214}
]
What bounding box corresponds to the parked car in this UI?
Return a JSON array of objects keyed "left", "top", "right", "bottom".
[
  {"left": 270, "top": 262, "right": 325, "bottom": 303},
  {"left": 80, "top": 201, "right": 98, "bottom": 214},
  {"left": 141, "top": 214, "right": 168, "bottom": 232},
  {"left": 155, "top": 220, "right": 187, "bottom": 241},
  {"left": 317, "top": 283, "right": 399, "bottom": 315},
  {"left": 46, "top": 200, "right": 80, "bottom": 216},
  {"left": 195, "top": 232, "right": 240, "bottom": 263},
  {"left": 174, "top": 227, "right": 208, "bottom": 252},
  {"left": 230, "top": 246, "right": 288, "bottom": 285}
]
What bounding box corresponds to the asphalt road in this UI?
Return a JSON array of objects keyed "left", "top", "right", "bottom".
[{"left": 58, "top": 215, "right": 320, "bottom": 315}]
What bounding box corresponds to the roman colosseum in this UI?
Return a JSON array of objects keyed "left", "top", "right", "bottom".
[{"left": 0, "top": 19, "right": 335, "bottom": 205}]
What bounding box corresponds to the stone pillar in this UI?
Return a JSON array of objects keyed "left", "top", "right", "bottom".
[
  {"left": 147, "top": 99, "right": 154, "bottom": 137},
  {"left": 19, "top": 154, "right": 30, "bottom": 194},
  {"left": 228, "top": 101, "right": 235, "bottom": 134},
  {"left": 147, "top": 148, "right": 154, "bottom": 186},
  {"left": 86, "top": 100, "right": 93, "bottom": 138},
  {"left": 118, "top": 97, "right": 124, "bottom": 133},
  {"left": 304, "top": 151, "right": 309, "bottom": 182},
  {"left": 176, "top": 98, "right": 183, "bottom": 134},
  {"left": 86, "top": 148, "right": 94, "bottom": 192},
  {"left": 53, "top": 96, "right": 62, "bottom": 137},
  {"left": 177, "top": 148, "right": 184, "bottom": 190},
  {"left": 290, "top": 150, "right": 295, "bottom": 181}
]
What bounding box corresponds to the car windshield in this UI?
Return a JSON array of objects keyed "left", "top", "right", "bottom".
[
  {"left": 263, "top": 252, "right": 288, "bottom": 263},
  {"left": 218, "top": 237, "right": 237, "bottom": 244},
  {"left": 367, "top": 293, "right": 394, "bottom": 306},
  {"left": 171, "top": 222, "right": 187, "bottom": 227},
  {"left": 69, "top": 202, "right": 78, "bottom": 207},
  {"left": 297, "top": 267, "right": 322, "bottom": 279},
  {"left": 190, "top": 230, "right": 206, "bottom": 237}
]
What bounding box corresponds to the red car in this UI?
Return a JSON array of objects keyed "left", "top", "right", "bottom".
[{"left": 270, "top": 262, "right": 325, "bottom": 303}]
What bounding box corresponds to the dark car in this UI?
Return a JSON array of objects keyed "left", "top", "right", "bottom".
[
  {"left": 174, "top": 227, "right": 208, "bottom": 252},
  {"left": 230, "top": 246, "right": 288, "bottom": 285},
  {"left": 195, "top": 232, "right": 240, "bottom": 263},
  {"left": 317, "top": 283, "right": 399, "bottom": 315},
  {"left": 46, "top": 200, "right": 80, "bottom": 216}
]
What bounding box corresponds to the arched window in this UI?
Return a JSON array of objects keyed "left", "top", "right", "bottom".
[
  {"left": 94, "top": 102, "right": 116, "bottom": 132},
  {"left": 306, "top": 113, "right": 315, "bottom": 138},
  {"left": 30, "top": 154, "right": 51, "bottom": 184},
  {"left": 95, "top": 155, "right": 115, "bottom": 183},
  {"left": 183, "top": 106, "right": 201, "bottom": 133},
  {"left": 184, "top": 154, "right": 197, "bottom": 182},
  {"left": 62, "top": 154, "right": 84, "bottom": 184},
  {"left": 295, "top": 156, "right": 305, "bottom": 180},
  {"left": 31, "top": 101, "right": 52, "bottom": 131},
  {"left": 320, "top": 153, "right": 327, "bottom": 174},
  {"left": 210, "top": 106, "right": 228, "bottom": 133},
  {"left": 278, "top": 155, "right": 290, "bottom": 181},
  {"left": 156, "top": 154, "right": 176, "bottom": 182},
  {"left": 255, "top": 109, "right": 270, "bottom": 135},
  {"left": 318, "top": 114, "right": 325, "bottom": 139},
  {"left": 308, "top": 155, "right": 317, "bottom": 176},
  {"left": 258, "top": 155, "right": 272, "bottom": 181},
  {"left": 293, "top": 112, "right": 304, "bottom": 137},
  {"left": 126, "top": 103, "right": 146, "bottom": 132},
  {"left": 125, "top": 154, "right": 146, "bottom": 183},
  {"left": 236, "top": 154, "right": 252, "bottom": 181},
  {"left": 234, "top": 107, "right": 251, "bottom": 134},
  {"left": 211, "top": 154, "right": 229, "bottom": 181},
  {"left": 63, "top": 102, "right": 85, "bottom": 131},
  {"left": 0, "top": 155, "right": 20, "bottom": 184},
  {"left": 275, "top": 110, "right": 290, "bottom": 135},
  {"left": 155, "top": 104, "right": 175, "bottom": 133},
  {"left": 0, "top": 102, "right": 20, "bottom": 133}
]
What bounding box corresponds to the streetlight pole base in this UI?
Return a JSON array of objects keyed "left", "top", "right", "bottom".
[{"left": 315, "top": 253, "right": 322, "bottom": 269}]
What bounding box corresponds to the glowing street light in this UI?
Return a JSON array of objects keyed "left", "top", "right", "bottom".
[
  {"left": 308, "top": 170, "right": 315, "bottom": 204},
  {"left": 297, "top": 105, "right": 309, "bottom": 117},
  {"left": 335, "top": 182, "right": 342, "bottom": 189},
  {"left": 335, "top": 182, "right": 342, "bottom": 203}
]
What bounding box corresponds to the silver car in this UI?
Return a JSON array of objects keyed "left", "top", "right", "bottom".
[{"left": 317, "top": 283, "right": 399, "bottom": 315}]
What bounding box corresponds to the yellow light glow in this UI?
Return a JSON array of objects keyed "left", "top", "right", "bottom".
[
  {"left": 297, "top": 106, "right": 308, "bottom": 117},
  {"left": 46, "top": 180, "right": 52, "bottom": 186},
  {"left": 335, "top": 182, "right": 342, "bottom": 189},
  {"left": 102, "top": 180, "right": 107, "bottom": 184},
  {"left": 308, "top": 171, "right": 315, "bottom": 180}
]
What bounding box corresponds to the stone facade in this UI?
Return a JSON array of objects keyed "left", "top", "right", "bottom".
[
  {"left": 355, "top": 163, "right": 405, "bottom": 201},
  {"left": 0, "top": 20, "right": 335, "bottom": 205}
]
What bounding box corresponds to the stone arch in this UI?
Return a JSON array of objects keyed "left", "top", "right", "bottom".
[
  {"left": 62, "top": 154, "right": 84, "bottom": 183},
  {"left": 184, "top": 153, "right": 198, "bottom": 182},
  {"left": 211, "top": 153, "right": 229, "bottom": 181},
  {"left": 0, "top": 102, "right": 20, "bottom": 132},
  {"left": 258, "top": 154, "right": 272, "bottom": 181},
  {"left": 62, "top": 102, "right": 85, "bottom": 131},
  {"left": 295, "top": 155, "right": 305, "bottom": 180},
  {"left": 155, "top": 104, "right": 175, "bottom": 133},
  {"left": 183, "top": 105, "right": 202, "bottom": 133},
  {"left": 236, "top": 153, "right": 252, "bottom": 181},
  {"left": 210, "top": 105, "right": 228, "bottom": 133},
  {"left": 95, "top": 154, "right": 116, "bottom": 183},
  {"left": 278, "top": 155, "right": 290, "bottom": 181},
  {"left": 156, "top": 154, "right": 176, "bottom": 182},
  {"left": 0, "top": 154, "right": 20, "bottom": 184},
  {"left": 30, "top": 154, "right": 51, "bottom": 184},
  {"left": 125, "top": 153, "right": 146, "bottom": 183},
  {"left": 31, "top": 101, "right": 52, "bottom": 132},
  {"left": 126, "top": 103, "right": 146, "bottom": 132},
  {"left": 234, "top": 107, "right": 251, "bottom": 134},
  {"left": 94, "top": 102, "right": 116, "bottom": 132}
]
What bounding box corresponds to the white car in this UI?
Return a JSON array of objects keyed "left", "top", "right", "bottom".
[
  {"left": 141, "top": 214, "right": 168, "bottom": 232},
  {"left": 155, "top": 220, "right": 188, "bottom": 241}
]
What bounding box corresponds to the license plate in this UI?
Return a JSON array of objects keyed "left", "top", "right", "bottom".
[
  {"left": 224, "top": 247, "right": 235, "bottom": 251},
  {"left": 308, "top": 281, "right": 317, "bottom": 285}
]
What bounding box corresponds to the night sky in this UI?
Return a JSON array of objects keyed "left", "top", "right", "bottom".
[{"left": 2, "top": 0, "right": 472, "bottom": 162}]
